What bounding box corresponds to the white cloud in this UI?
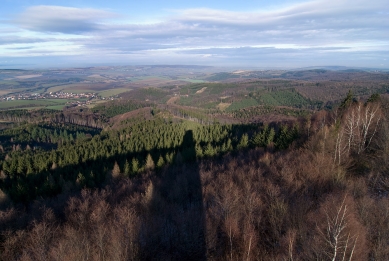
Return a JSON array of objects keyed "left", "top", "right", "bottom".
[
  {"left": 2, "top": 0, "right": 389, "bottom": 67},
  {"left": 14, "top": 5, "right": 117, "bottom": 34}
]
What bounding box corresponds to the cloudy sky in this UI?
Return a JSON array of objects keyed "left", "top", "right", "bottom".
[{"left": 0, "top": 0, "right": 388, "bottom": 69}]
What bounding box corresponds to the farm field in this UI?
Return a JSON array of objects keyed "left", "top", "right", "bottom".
[
  {"left": 0, "top": 99, "right": 75, "bottom": 110},
  {"left": 49, "top": 83, "right": 111, "bottom": 92},
  {"left": 46, "top": 85, "right": 75, "bottom": 93},
  {"left": 0, "top": 90, "right": 16, "bottom": 96},
  {"left": 46, "top": 105, "right": 67, "bottom": 110}
]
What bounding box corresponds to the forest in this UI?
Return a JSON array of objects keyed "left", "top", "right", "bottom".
[{"left": 0, "top": 72, "right": 389, "bottom": 260}]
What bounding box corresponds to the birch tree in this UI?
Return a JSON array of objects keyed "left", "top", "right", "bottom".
[
  {"left": 315, "top": 194, "right": 367, "bottom": 261},
  {"left": 334, "top": 102, "right": 381, "bottom": 164}
]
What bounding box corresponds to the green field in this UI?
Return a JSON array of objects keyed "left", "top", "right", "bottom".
[
  {"left": 0, "top": 99, "right": 74, "bottom": 110},
  {"left": 46, "top": 105, "right": 67, "bottom": 110},
  {"left": 13, "top": 106, "right": 46, "bottom": 110}
]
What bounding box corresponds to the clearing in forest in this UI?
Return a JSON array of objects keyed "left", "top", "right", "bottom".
[
  {"left": 166, "top": 96, "right": 179, "bottom": 105},
  {"left": 196, "top": 87, "right": 207, "bottom": 94},
  {"left": 217, "top": 102, "right": 231, "bottom": 111}
]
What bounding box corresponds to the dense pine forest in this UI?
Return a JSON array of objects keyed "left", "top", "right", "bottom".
[{"left": 0, "top": 85, "right": 389, "bottom": 260}]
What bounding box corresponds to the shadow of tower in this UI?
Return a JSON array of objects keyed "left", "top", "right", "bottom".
[{"left": 141, "top": 130, "right": 206, "bottom": 261}]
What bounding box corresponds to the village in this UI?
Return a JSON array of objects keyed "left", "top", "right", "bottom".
[{"left": 2, "top": 91, "right": 97, "bottom": 101}]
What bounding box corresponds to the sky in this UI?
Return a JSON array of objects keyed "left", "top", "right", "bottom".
[{"left": 0, "top": 0, "right": 388, "bottom": 69}]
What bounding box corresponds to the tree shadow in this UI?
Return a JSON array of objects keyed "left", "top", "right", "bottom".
[{"left": 141, "top": 130, "right": 206, "bottom": 260}]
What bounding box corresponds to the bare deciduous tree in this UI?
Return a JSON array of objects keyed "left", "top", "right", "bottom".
[
  {"left": 315, "top": 194, "right": 367, "bottom": 261},
  {"left": 334, "top": 102, "right": 381, "bottom": 165}
]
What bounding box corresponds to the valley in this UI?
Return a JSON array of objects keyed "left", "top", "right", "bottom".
[{"left": 0, "top": 66, "right": 389, "bottom": 260}]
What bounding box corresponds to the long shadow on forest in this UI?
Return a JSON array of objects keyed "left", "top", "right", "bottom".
[
  {"left": 0, "top": 130, "right": 207, "bottom": 260},
  {"left": 1, "top": 122, "right": 288, "bottom": 259},
  {"left": 140, "top": 130, "right": 206, "bottom": 260}
]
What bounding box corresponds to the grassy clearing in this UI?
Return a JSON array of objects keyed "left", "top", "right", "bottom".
[
  {"left": 217, "top": 103, "right": 231, "bottom": 111},
  {"left": 166, "top": 96, "right": 179, "bottom": 105},
  {"left": 99, "top": 88, "right": 131, "bottom": 98},
  {"left": 195, "top": 87, "right": 207, "bottom": 94}
]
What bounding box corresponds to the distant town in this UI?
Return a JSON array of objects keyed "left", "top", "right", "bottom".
[
  {"left": 0, "top": 91, "right": 119, "bottom": 108},
  {"left": 2, "top": 91, "right": 97, "bottom": 101}
]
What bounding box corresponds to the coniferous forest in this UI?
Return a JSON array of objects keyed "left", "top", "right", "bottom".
[{"left": 1, "top": 77, "right": 389, "bottom": 260}]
